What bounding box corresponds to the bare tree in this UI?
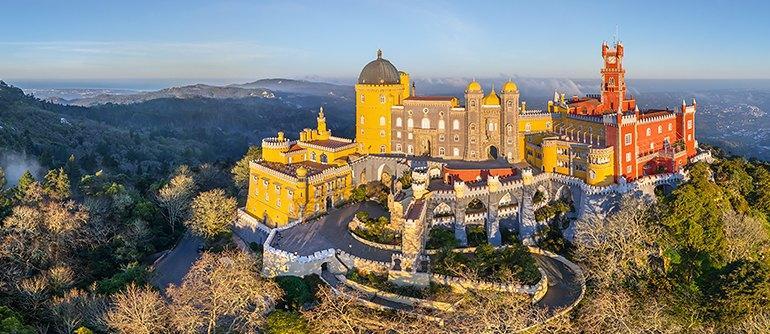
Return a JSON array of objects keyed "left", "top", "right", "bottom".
[
  {"left": 49, "top": 289, "right": 108, "bottom": 334},
  {"left": 721, "top": 211, "right": 770, "bottom": 262},
  {"left": 156, "top": 166, "right": 196, "bottom": 233},
  {"left": 167, "top": 250, "right": 282, "bottom": 334},
  {"left": 105, "top": 283, "right": 170, "bottom": 334},
  {"left": 185, "top": 189, "right": 237, "bottom": 240},
  {"left": 572, "top": 196, "right": 661, "bottom": 288}
]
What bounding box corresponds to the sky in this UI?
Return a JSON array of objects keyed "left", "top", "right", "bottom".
[{"left": 2, "top": 0, "right": 770, "bottom": 86}]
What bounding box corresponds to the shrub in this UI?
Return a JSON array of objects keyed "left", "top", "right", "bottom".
[
  {"left": 426, "top": 227, "right": 458, "bottom": 250},
  {"left": 265, "top": 310, "right": 309, "bottom": 334}
]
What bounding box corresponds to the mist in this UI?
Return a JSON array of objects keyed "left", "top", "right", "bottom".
[{"left": 0, "top": 150, "right": 43, "bottom": 187}]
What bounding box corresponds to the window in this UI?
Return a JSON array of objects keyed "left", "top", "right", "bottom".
[
  {"left": 624, "top": 133, "right": 632, "bottom": 145},
  {"left": 646, "top": 128, "right": 651, "bottom": 136},
  {"left": 395, "top": 144, "right": 402, "bottom": 152},
  {"left": 360, "top": 116, "right": 365, "bottom": 124},
  {"left": 380, "top": 145, "right": 386, "bottom": 153},
  {"left": 407, "top": 118, "right": 414, "bottom": 128},
  {"left": 626, "top": 165, "right": 632, "bottom": 173},
  {"left": 423, "top": 108, "right": 429, "bottom": 114},
  {"left": 408, "top": 133, "right": 413, "bottom": 139},
  {"left": 625, "top": 152, "right": 631, "bottom": 162},
  {"left": 360, "top": 94, "right": 365, "bottom": 102},
  {"left": 470, "top": 137, "right": 476, "bottom": 144},
  {"left": 488, "top": 122, "right": 494, "bottom": 131},
  {"left": 320, "top": 153, "right": 328, "bottom": 164},
  {"left": 658, "top": 125, "right": 663, "bottom": 134},
  {"left": 525, "top": 123, "right": 531, "bottom": 133},
  {"left": 453, "top": 134, "right": 459, "bottom": 142},
  {"left": 408, "top": 145, "right": 414, "bottom": 154},
  {"left": 421, "top": 118, "right": 430, "bottom": 129},
  {"left": 263, "top": 180, "right": 268, "bottom": 186},
  {"left": 276, "top": 199, "right": 281, "bottom": 208},
  {"left": 470, "top": 100, "right": 476, "bottom": 107},
  {"left": 380, "top": 95, "right": 385, "bottom": 103},
  {"left": 453, "top": 119, "right": 460, "bottom": 130},
  {"left": 396, "top": 131, "right": 401, "bottom": 139},
  {"left": 470, "top": 151, "right": 476, "bottom": 159},
  {"left": 438, "top": 120, "right": 445, "bottom": 130},
  {"left": 439, "top": 147, "right": 445, "bottom": 155},
  {"left": 453, "top": 148, "right": 460, "bottom": 156},
  {"left": 649, "top": 142, "right": 654, "bottom": 150},
  {"left": 470, "top": 123, "right": 476, "bottom": 131},
  {"left": 396, "top": 117, "right": 402, "bottom": 127},
  {"left": 288, "top": 190, "right": 293, "bottom": 197},
  {"left": 311, "top": 152, "right": 317, "bottom": 161},
  {"left": 687, "top": 120, "right": 692, "bottom": 129},
  {"left": 379, "top": 116, "right": 386, "bottom": 126},
  {"left": 439, "top": 134, "right": 445, "bottom": 142},
  {"left": 275, "top": 184, "right": 280, "bottom": 192},
  {"left": 668, "top": 123, "right": 673, "bottom": 131},
  {"left": 507, "top": 124, "right": 513, "bottom": 133},
  {"left": 688, "top": 134, "right": 692, "bottom": 141},
  {"left": 379, "top": 130, "right": 385, "bottom": 137}
]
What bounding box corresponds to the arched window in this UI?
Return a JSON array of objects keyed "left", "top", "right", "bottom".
[
  {"left": 525, "top": 123, "right": 531, "bottom": 132},
  {"left": 439, "top": 147, "right": 445, "bottom": 155},
  {"left": 488, "top": 122, "right": 494, "bottom": 131},
  {"left": 453, "top": 148, "right": 460, "bottom": 156},
  {"left": 396, "top": 131, "right": 401, "bottom": 139},
  {"left": 407, "top": 118, "right": 414, "bottom": 128},
  {"left": 470, "top": 123, "right": 476, "bottom": 131},
  {"left": 320, "top": 153, "right": 328, "bottom": 164},
  {"left": 658, "top": 125, "right": 663, "bottom": 134},
  {"left": 438, "top": 120, "right": 445, "bottom": 130},
  {"left": 360, "top": 94, "right": 365, "bottom": 102},
  {"left": 506, "top": 124, "right": 513, "bottom": 134},
  {"left": 395, "top": 144, "right": 402, "bottom": 152},
  {"left": 379, "top": 95, "right": 385, "bottom": 103},
  {"left": 646, "top": 128, "right": 651, "bottom": 136},
  {"left": 379, "top": 116, "right": 386, "bottom": 126},
  {"left": 421, "top": 118, "right": 430, "bottom": 129},
  {"left": 453, "top": 134, "right": 459, "bottom": 142},
  {"left": 407, "top": 145, "right": 414, "bottom": 154},
  {"left": 311, "top": 152, "right": 317, "bottom": 161},
  {"left": 396, "top": 117, "right": 402, "bottom": 127},
  {"left": 453, "top": 119, "right": 460, "bottom": 130},
  {"left": 360, "top": 116, "right": 365, "bottom": 124},
  {"left": 380, "top": 145, "right": 386, "bottom": 153}
]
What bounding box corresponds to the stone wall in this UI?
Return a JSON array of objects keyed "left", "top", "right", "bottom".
[
  {"left": 336, "top": 250, "right": 390, "bottom": 274},
  {"left": 339, "top": 275, "right": 456, "bottom": 311}
]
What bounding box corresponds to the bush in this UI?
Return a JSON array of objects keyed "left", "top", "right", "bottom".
[
  {"left": 351, "top": 213, "right": 400, "bottom": 245},
  {"left": 426, "top": 227, "right": 458, "bottom": 250},
  {"left": 534, "top": 199, "right": 572, "bottom": 222},
  {"left": 466, "top": 225, "right": 487, "bottom": 247},
  {"left": 265, "top": 310, "right": 309, "bottom": 334},
  {"left": 432, "top": 242, "right": 541, "bottom": 285},
  {"left": 96, "top": 263, "right": 149, "bottom": 295},
  {"left": 276, "top": 276, "right": 315, "bottom": 310}
]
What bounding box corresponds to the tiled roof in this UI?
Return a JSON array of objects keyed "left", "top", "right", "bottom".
[{"left": 404, "top": 96, "right": 455, "bottom": 101}]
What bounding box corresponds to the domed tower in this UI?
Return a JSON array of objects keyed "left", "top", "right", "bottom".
[
  {"left": 501, "top": 80, "right": 520, "bottom": 162},
  {"left": 355, "top": 50, "right": 410, "bottom": 154}
]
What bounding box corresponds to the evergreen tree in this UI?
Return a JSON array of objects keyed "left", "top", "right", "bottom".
[
  {"left": 43, "top": 168, "right": 71, "bottom": 200},
  {"left": 15, "top": 170, "right": 36, "bottom": 200}
]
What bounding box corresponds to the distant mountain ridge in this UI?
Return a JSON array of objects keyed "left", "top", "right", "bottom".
[
  {"left": 230, "top": 78, "right": 354, "bottom": 99},
  {"left": 49, "top": 84, "right": 277, "bottom": 107}
]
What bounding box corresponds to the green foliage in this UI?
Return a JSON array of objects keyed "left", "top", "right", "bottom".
[
  {"left": 397, "top": 170, "right": 412, "bottom": 189},
  {"left": 73, "top": 327, "right": 94, "bottom": 334},
  {"left": 42, "top": 167, "right": 70, "bottom": 199},
  {"left": 351, "top": 212, "right": 399, "bottom": 245},
  {"left": 534, "top": 222, "right": 572, "bottom": 255},
  {"left": 465, "top": 224, "right": 487, "bottom": 247},
  {"left": 534, "top": 199, "right": 572, "bottom": 222},
  {"left": 232, "top": 146, "right": 262, "bottom": 192},
  {"left": 346, "top": 270, "right": 452, "bottom": 300},
  {"left": 712, "top": 260, "right": 770, "bottom": 322},
  {"left": 0, "top": 306, "right": 34, "bottom": 334},
  {"left": 348, "top": 182, "right": 389, "bottom": 205},
  {"left": 276, "top": 276, "right": 315, "bottom": 310},
  {"left": 426, "top": 227, "right": 458, "bottom": 250},
  {"left": 14, "top": 170, "right": 35, "bottom": 199},
  {"left": 432, "top": 242, "right": 541, "bottom": 285},
  {"left": 265, "top": 310, "right": 309, "bottom": 334},
  {"left": 95, "top": 263, "right": 150, "bottom": 295}
]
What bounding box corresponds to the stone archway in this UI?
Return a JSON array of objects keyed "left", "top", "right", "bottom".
[
  {"left": 487, "top": 145, "right": 499, "bottom": 160},
  {"left": 325, "top": 196, "right": 332, "bottom": 210}
]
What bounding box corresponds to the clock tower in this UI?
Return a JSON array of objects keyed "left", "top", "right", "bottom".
[{"left": 600, "top": 41, "right": 626, "bottom": 110}]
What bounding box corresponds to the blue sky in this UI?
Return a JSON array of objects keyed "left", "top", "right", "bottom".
[{"left": 2, "top": 0, "right": 769, "bottom": 83}]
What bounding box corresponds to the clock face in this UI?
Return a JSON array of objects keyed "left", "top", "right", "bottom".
[{"left": 607, "top": 56, "right": 617, "bottom": 64}]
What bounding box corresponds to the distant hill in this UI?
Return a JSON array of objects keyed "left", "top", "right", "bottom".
[
  {"left": 51, "top": 84, "right": 277, "bottom": 107},
  {"left": 231, "top": 78, "right": 354, "bottom": 99}
]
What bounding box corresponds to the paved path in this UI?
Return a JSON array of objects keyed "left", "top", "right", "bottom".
[
  {"left": 271, "top": 201, "right": 395, "bottom": 262},
  {"left": 151, "top": 232, "right": 203, "bottom": 290},
  {"left": 532, "top": 254, "right": 583, "bottom": 312}
]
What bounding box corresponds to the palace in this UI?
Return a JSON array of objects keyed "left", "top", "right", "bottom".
[{"left": 245, "top": 41, "right": 699, "bottom": 227}]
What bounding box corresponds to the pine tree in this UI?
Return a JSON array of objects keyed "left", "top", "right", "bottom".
[
  {"left": 43, "top": 168, "right": 71, "bottom": 200},
  {"left": 15, "top": 170, "right": 36, "bottom": 199}
]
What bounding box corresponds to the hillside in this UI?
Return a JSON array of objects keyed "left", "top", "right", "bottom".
[
  {"left": 51, "top": 84, "right": 277, "bottom": 107},
  {"left": 231, "top": 78, "right": 354, "bottom": 99}
]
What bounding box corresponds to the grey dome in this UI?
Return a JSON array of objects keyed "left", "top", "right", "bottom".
[{"left": 357, "top": 50, "right": 400, "bottom": 85}]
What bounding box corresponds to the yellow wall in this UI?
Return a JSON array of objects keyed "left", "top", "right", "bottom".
[{"left": 355, "top": 74, "right": 410, "bottom": 154}]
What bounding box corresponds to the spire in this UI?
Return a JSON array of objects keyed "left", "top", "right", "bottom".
[
  {"left": 319, "top": 106, "right": 325, "bottom": 118},
  {"left": 377, "top": 49, "right": 382, "bottom": 59}
]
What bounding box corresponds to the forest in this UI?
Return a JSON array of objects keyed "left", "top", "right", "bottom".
[{"left": 0, "top": 81, "right": 769, "bottom": 333}]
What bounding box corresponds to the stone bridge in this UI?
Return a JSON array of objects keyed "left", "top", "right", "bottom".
[{"left": 422, "top": 170, "right": 687, "bottom": 245}]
